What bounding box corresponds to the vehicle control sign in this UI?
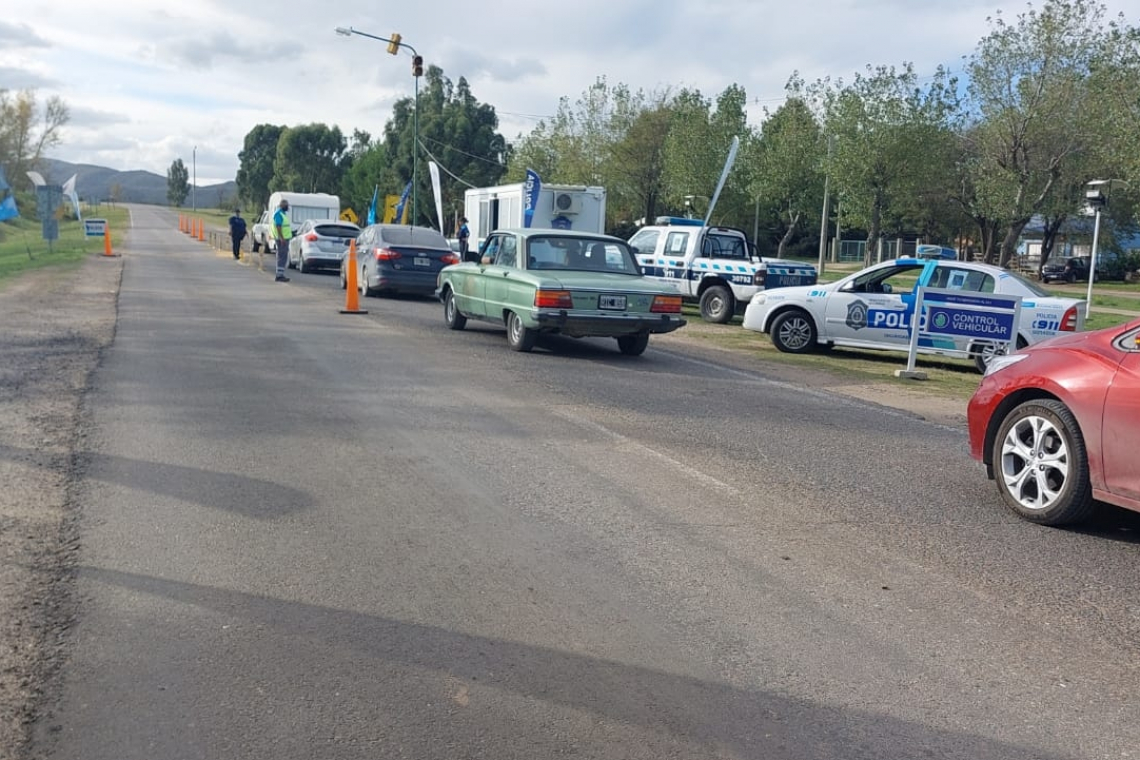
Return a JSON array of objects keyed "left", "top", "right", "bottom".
[{"left": 926, "top": 306, "right": 1015, "bottom": 341}]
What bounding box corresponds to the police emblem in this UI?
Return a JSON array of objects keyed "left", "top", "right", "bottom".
[{"left": 846, "top": 299, "right": 868, "bottom": 330}]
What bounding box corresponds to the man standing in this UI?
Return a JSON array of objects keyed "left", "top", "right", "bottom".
[
  {"left": 271, "top": 198, "right": 291, "bottom": 282},
  {"left": 457, "top": 216, "right": 472, "bottom": 262},
  {"left": 227, "top": 208, "right": 247, "bottom": 260}
]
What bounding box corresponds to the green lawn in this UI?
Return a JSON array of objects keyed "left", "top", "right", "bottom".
[{"left": 0, "top": 208, "right": 130, "bottom": 283}]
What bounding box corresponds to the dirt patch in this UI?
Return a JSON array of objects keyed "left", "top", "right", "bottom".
[{"left": 0, "top": 256, "right": 121, "bottom": 757}]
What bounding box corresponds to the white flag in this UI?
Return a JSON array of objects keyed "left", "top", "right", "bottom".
[{"left": 428, "top": 162, "right": 444, "bottom": 235}]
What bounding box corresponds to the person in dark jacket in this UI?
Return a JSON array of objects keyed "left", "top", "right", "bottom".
[{"left": 227, "top": 209, "right": 247, "bottom": 260}]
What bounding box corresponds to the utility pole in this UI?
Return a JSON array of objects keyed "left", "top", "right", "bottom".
[
  {"left": 192, "top": 146, "right": 197, "bottom": 213},
  {"left": 817, "top": 135, "right": 833, "bottom": 275}
]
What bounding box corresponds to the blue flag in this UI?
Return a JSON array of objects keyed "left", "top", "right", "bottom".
[
  {"left": 0, "top": 165, "right": 17, "bottom": 222},
  {"left": 393, "top": 181, "right": 412, "bottom": 224},
  {"left": 366, "top": 185, "right": 379, "bottom": 225},
  {"left": 523, "top": 168, "right": 541, "bottom": 228}
]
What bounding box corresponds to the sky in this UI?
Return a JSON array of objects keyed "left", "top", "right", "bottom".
[{"left": 5, "top": 0, "right": 1139, "bottom": 187}]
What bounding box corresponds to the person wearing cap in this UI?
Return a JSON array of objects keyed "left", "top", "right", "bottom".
[
  {"left": 227, "top": 207, "right": 247, "bottom": 260},
  {"left": 457, "top": 216, "right": 472, "bottom": 262},
  {"left": 271, "top": 198, "right": 291, "bottom": 282}
]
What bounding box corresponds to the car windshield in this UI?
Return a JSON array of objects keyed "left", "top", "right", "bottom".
[
  {"left": 1002, "top": 270, "right": 1053, "bottom": 297},
  {"left": 314, "top": 224, "right": 360, "bottom": 238},
  {"left": 376, "top": 227, "right": 450, "bottom": 249},
  {"left": 526, "top": 236, "right": 640, "bottom": 274}
]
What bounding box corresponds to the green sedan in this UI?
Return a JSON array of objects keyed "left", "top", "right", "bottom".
[{"left": 436, "top": 229, "right": 686, "bottom": 355}]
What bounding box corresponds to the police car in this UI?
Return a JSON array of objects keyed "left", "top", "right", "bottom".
[{"left": 741, "top": 257, "right": 1087, "bottom": 372}]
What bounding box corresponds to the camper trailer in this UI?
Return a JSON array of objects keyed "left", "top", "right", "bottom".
[{"left": 463, "top": 183, "right": 606, "bottom": 242}]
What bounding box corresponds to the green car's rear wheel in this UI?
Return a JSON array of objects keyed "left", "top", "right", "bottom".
[{"left": 506, "top": 311, "right": 536, "bottom": 352}]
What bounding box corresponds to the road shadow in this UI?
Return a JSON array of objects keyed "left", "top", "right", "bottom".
[
  {"left": 0, "top": 443, "right": 314, "bottom": 520},
  {"left": 54, "top": 565, "right": 1075, "bottom": 760}
]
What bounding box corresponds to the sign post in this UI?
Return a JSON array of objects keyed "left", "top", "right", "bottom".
[{"left": 896, "top": 287, "right": 1022, "bottom": 380}]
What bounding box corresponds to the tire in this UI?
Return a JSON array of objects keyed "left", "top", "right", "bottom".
[
  {"left": 699, "top": 285, "right": 734, "bottom": 324},
  {"left": 770, "top": 309, "right": 818, "bottom": 354},
  {"left": 444, "top": 289, "right": 466, "bottom": 330},
  {"left": 616, "top": 333, "right": 649, "bottom": 356},
  {"left": 359, "top": 266, "right": 373, "bottom": 298},
  {"left": 992, "top": 399, "right": 1094, "bottom": 526},
  {"left": 298, "top": 255, "right": 309, "bottom": 274},
  {"left": 251, "top": 239, "right": 260, "bottom": 253},
  {"left": 339, "top": 264, "right": 347, "bottom": 290},
  {"left": 973, "top": 336, "right": 1027, "bottom": 374},
  {"left": 506, "top": 311, "right": 536, "bottom": 352}
]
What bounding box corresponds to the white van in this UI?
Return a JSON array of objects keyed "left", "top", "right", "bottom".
[{"left": 251, "top": 192, "right": 340, "bottom": 252}]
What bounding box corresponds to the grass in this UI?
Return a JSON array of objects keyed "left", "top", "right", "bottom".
[{"left": 0, "top": 208, "right": 130, "bottom": 283}]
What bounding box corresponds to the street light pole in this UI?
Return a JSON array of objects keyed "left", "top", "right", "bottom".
[
  {"left": 335, "top": 25, "right": 420, "bottom": 224},
  {"left": 192, "top": 145, "right": 197, "bottom": 213},
  {"left": 1084, "top": 179, "right": 1129, "bottom": 317}
]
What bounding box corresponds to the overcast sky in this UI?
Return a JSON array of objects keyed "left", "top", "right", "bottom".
[{"left": 6, "top": 0, "right": 1138, "bottom": 186}]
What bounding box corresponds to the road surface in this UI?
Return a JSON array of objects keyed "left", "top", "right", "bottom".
[{"left": 35, "top": 205, "right": 1140, "bottom": 759}]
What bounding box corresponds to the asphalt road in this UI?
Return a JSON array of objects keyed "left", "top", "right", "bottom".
[{"left": 36, "top": 205, "right": 1140, "bottom": 760}]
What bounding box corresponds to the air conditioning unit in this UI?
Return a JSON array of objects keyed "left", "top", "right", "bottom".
[{"left": 552, "top": 192, "right": 582, "bottom": 215}]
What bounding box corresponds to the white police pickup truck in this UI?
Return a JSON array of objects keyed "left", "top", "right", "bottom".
[{"left": 628, "top": 217, "right": 818, "bottom": 323}]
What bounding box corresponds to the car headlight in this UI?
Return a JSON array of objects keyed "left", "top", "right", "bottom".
[
  {"left": 984, "top": 352, "right": 1030, "bottom": 377},
  {"left": 750, "top": 293, "right": 767, "bottom": 306}
]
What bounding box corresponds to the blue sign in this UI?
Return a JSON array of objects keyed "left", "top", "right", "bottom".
[
  {"left": 551, "top": 215, "right": 572, "bottom": 230},
  {"left": 523, "top": 169, "right": 541, "bottom": 228},
  {"left": 84, "top": 218, "right": 108, "bottom": 237},
  {"left": 926, "top": 306, "right": 1015, "bottom": 341}
]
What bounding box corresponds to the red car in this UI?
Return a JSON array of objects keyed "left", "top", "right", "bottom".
[{"left": 967, "top": 317, "right": 1140, "bottom": 526}]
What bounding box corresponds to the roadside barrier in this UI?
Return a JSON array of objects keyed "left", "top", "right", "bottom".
[{"left": 339, "top": 239, "right": 368, "bottom": 314}]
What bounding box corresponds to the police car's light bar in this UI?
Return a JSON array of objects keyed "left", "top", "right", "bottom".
[{"left": 654, "top": 216, "right": 704, "bottom": 227}]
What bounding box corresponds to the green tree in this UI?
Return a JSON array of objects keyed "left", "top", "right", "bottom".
[
  {"left": 236, "top": 124, "right": 284, "bottom": 211},
  {"left": 964, "top": 0, "right": 1115, "bottom": 265},
  {"left": 166, "top": 159, "right": 190, "bottom": 207},
  {"left": 812, "top": 63, "right": 959, "bottom": 265},
  {"left": 0, "top": 89, "right": 69, "bottom": 183},
  {"left": 271, "top": 123, "right": 347, "bottom": 194},
  {"left": 749, "top": 91, "right": 825, "bottom": 257},
  {"left": 382, "top": 66, "right": 507, "bottom": 228}
]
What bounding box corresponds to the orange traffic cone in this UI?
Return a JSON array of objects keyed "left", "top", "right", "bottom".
[
  {"left": 198, "top": 219, "right": 205, "bottom": 241},
  {"left": 340, "top": 239, "right": 368, "bottom": 314},
  {"left": 103, "top": 223, "right": 116, "bottom": 257}
]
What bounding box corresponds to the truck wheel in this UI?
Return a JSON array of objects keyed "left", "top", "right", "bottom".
[
  {"left": 616, "top": 333, "right": 649, "bottom": 356},
  {"left": 699, "top": 285, "right": 734, "bottom": 324},
  {"left": 770, "top": 309, "right": 817, "bottom": 353},
  {"left": 506, "top": 311, "right": 537, "bottom": 352}
]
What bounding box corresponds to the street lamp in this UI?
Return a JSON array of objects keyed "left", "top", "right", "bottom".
[
  {"left": 336, "top": 26, "right": 421, "bottom": 225},
  {"left": 1084, "top": 179, "right": 1128, "bottom": 316}
]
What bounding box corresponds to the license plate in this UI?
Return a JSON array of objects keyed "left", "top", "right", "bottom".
[
  {"left": 414, "top": 256, "right": 431, "bottom": 267},
  {"left": 598, "top": 295, "right": 627, "bottom": 310}
]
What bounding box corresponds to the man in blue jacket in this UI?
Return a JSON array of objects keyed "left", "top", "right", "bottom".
[{"left": 227, "top": 208, "right": 247, "bottom": 260}]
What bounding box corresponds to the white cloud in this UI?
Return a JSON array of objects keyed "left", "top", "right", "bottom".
[{"left": 16, "top": 0, "right": 1139, "bottom": 186}]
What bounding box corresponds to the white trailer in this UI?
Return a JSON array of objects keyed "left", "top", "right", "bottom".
[{"left": 463, "top": 183, "right": 606, "bottom": 242}]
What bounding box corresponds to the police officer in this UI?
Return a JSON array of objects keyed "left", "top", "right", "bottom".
[{"left": 271, "top": 199, "right": 291, "bottom": 282}]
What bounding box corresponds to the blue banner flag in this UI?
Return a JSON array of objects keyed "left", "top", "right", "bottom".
[
  {"left": 366, "top": 185, "right": 379, "bottom": 225},
  {"left": 522, "top": 169, "right": 541, "bottom": 228},
  {"left": 0, "top": 165, "right": 15, "bottom": 221},
  {"left": 393, "top": 181, "right": 412, "bottom": 224}
]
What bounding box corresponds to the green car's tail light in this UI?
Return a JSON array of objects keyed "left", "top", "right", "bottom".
[
  {"left": 651, "top": 295, "right": 683, "bottom": 313},
  {"left": 535, "top": 290, "right": 574, "bottom": 309}
]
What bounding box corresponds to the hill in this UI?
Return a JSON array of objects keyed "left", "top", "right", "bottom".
[{"left": 38, "top": 158, "right": 238, "bottom": 208}]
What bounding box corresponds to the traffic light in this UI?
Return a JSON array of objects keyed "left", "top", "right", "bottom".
[
  {"left": 412, "top": 55, "right": 423, "bottom": 77},
  {"left": 386, "top": 33, "right": 401, "bottom": 55}
]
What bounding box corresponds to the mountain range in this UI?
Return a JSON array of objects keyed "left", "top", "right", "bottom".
[{"left": 39, "top": 158, "right": 238, "bottom": 208}]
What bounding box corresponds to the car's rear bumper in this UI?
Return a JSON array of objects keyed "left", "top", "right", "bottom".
[
  {"left": 535, "top": 311, "right": 686, "bottom": 337},
  {"left": 369, "top": 268, "right": 440, "bottom": 294},
  {"left": 301, "top": 251, "right": 345, "bottom": 268}
]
